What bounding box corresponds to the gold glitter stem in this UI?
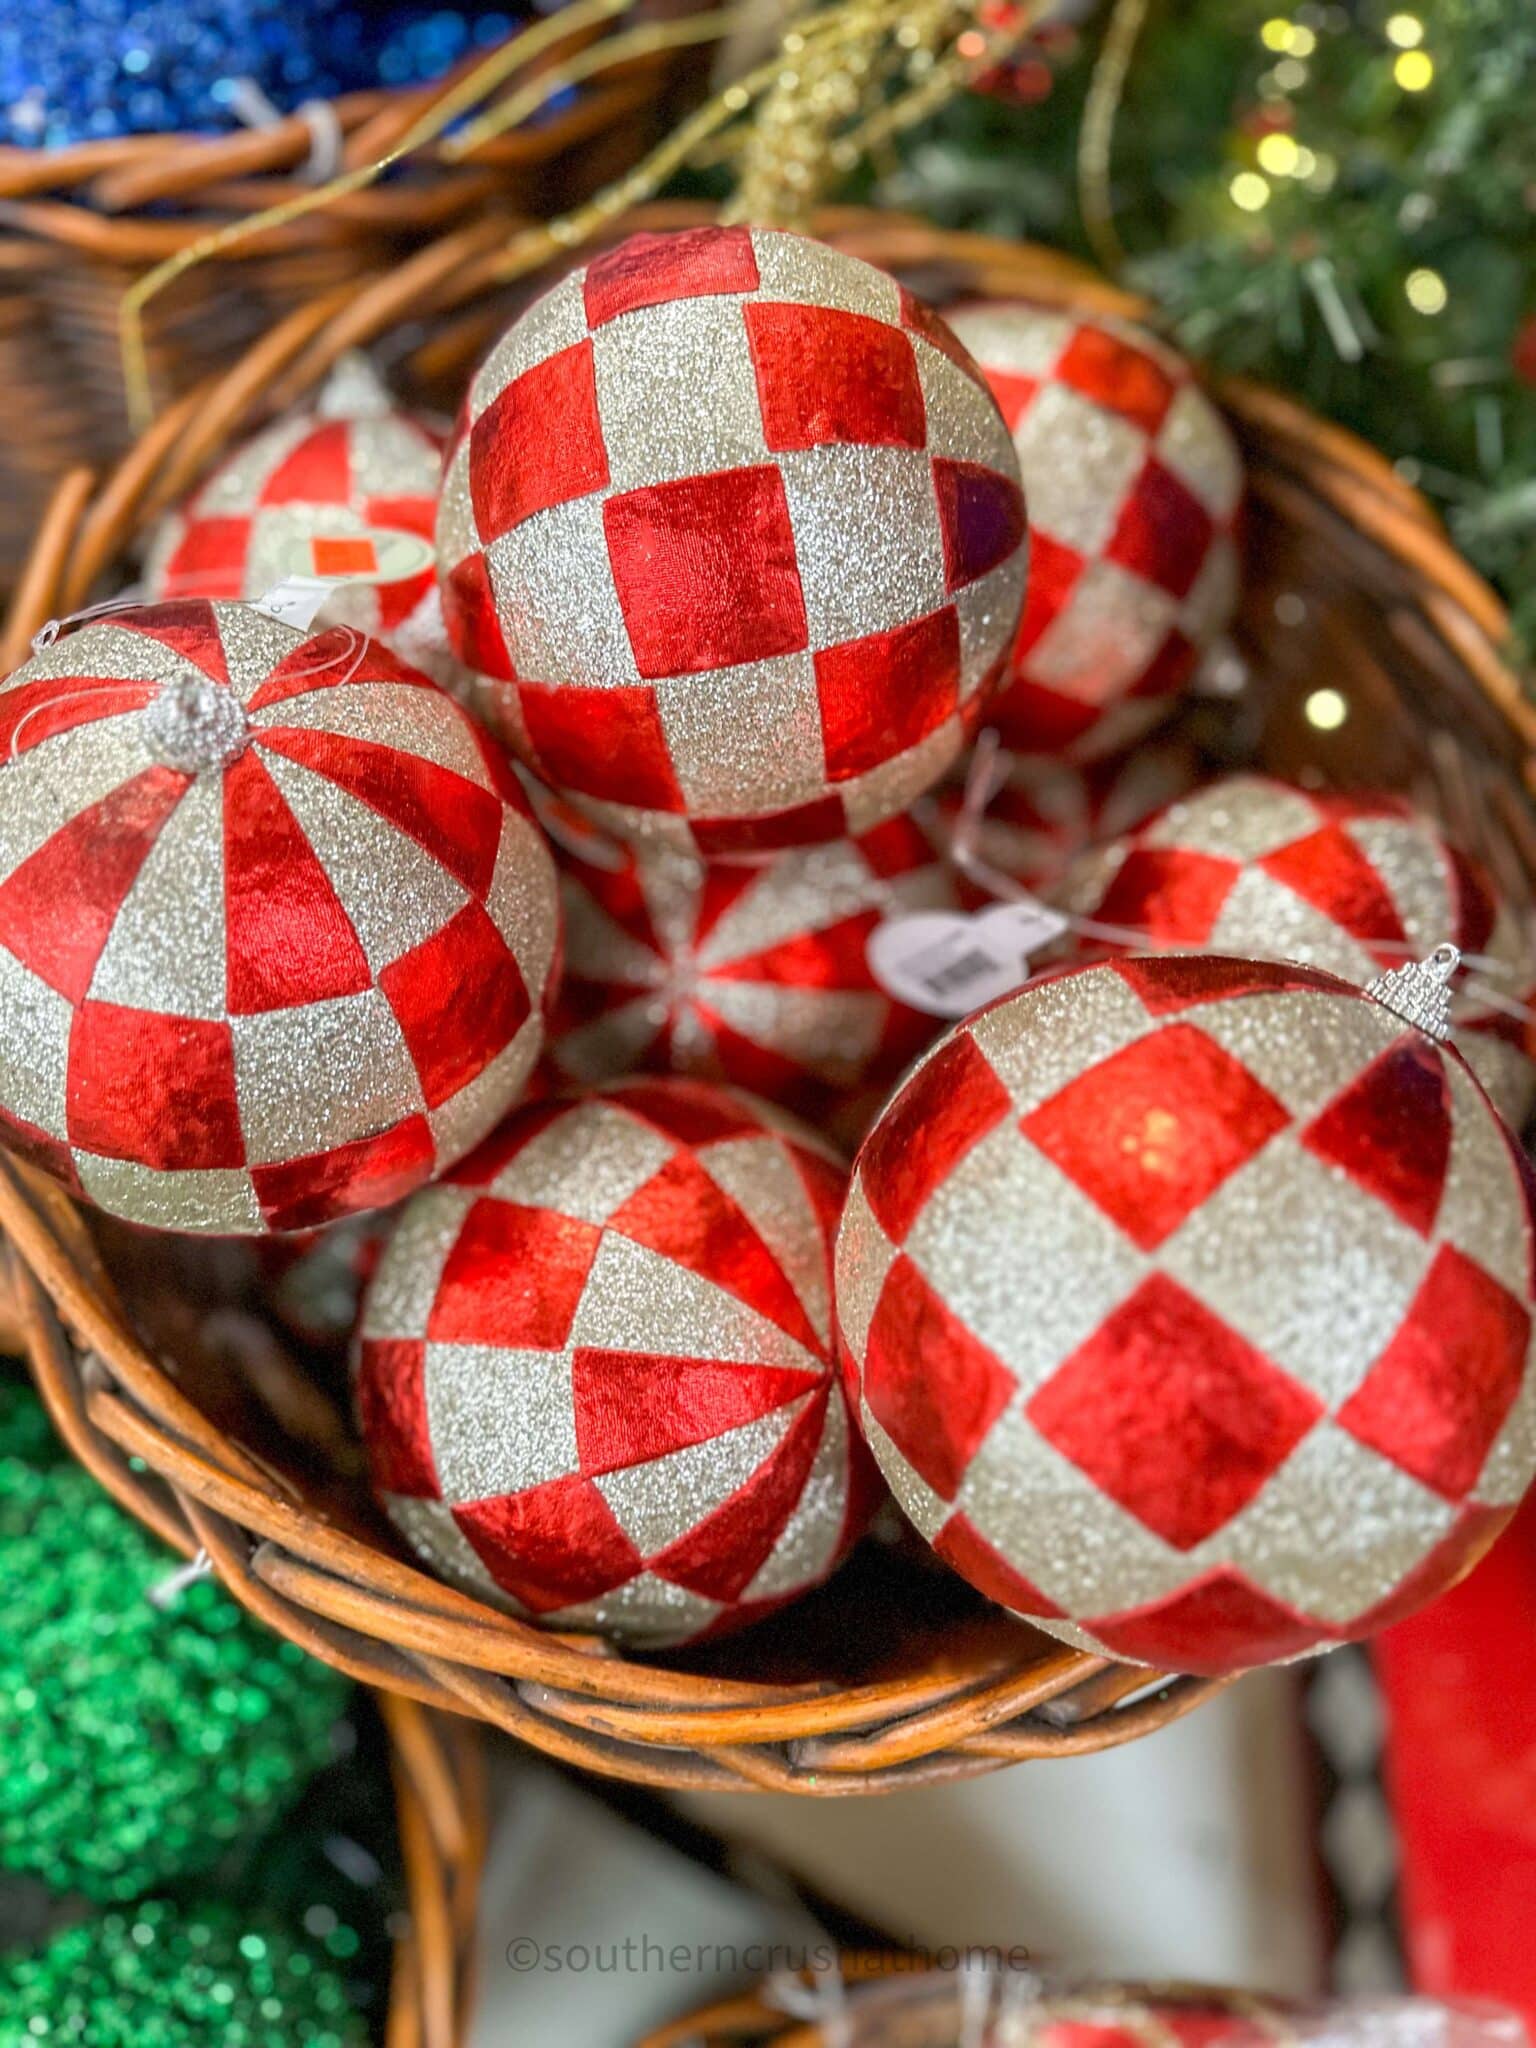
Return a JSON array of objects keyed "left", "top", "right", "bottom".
[
  {"left": 1078, "top": 0, "right": 1152, "bottom": 276},
  {"left": 441, "top": 7, "right": 752, "bottom": 160}
]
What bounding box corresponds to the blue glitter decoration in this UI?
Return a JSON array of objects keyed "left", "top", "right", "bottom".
[{"left": 0, "top": 1, "right": 550, "bottom": 148}]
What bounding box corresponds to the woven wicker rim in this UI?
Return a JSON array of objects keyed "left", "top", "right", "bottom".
[{"left": 1, "top": 208, "right": 1527, "bottom": 1794}]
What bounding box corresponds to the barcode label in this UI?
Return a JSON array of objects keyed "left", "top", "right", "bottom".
[{"left": 868, "top": 901, "right": 1070, "bottom": 1018}]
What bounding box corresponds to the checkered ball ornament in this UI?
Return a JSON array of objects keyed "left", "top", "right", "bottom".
[
  {"left": 144, "top": 354, "right": 445, "bottom": 663},
  {"left": 547, "top": 809, "right": 961, "bottom": 1132},
  {"left": 836, "top": 954, "right": 1536, "bottom": 1676},
  {"left": 356, "top": 1078, "right": 871, "bottom": 1646},
  {"left": 945, "top": 301, "right": 1243, "bottom": 760},
  {"left": 0, "top": 600, "right": 560, "bottom": 1234},
  {"left": 1059, "top": 773, "right": 1536, "bottom": 1128},
  {"left": 436, "top": 226, "right": 1029, "bottom": 859}
]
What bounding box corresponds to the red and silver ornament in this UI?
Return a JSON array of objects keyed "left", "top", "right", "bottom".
[
  {"left": 1059, "top": 773, "right": 1536, "bottom": 1126},
  {"left": 0, "top": 600, "right": 560, "bottom": 1234},
  {"left": 546, "top": 809, "right": 961, "bottom": 1130},
  {"left": 436, "top": 225, "right": 1028, "bottom": 858},
  {"left": 945, "top": 301, "right": 1242, "bottom": 759},
  {"left": 357, "top": 1078, "right": 871, "bottom": 1646},
  {"left": 837, "top": 953, "right": 1536, "bottom": 1676},
  {"left": 143, "top": 354, "right": 446, "bottom": 665}
]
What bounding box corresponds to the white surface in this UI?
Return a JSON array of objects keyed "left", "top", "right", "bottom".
[
  {"left": 468, "top": 1673, "right": 1324, "bottom": 2046},
  {"left": 677, "top": 1672, "right": 1325, "bottom": 1995},
  {"left": 468, "top": 1758, "right": 824, "bottom": 2048}
]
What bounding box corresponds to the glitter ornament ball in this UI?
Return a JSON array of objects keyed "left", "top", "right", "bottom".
[
  {"left": 143, "top": 355, "right": 445, "bottom": 664},
  {"left": 945, "top": 301, "right": 1242, "bottom": 759},
  {"left": 0, "top": 1900, "right": 364, "bottom": 2048},
  {"left": 437, "top": 225, "right": 1028, "bottom": 857},
  {"left": 836, "top": 954, "right": 1536, "bottom": 1676},
  {"left": 546, "top": 810, "right": 961, "bottom": 1126},
  {"left": 1059, "top": 774, "right": 1536, "bottom": 1127},
  {"left": 0, "top": 1382, "right": 349, "bottom": 1902},
  {"left": 356, "top": 1078, "right": 872, "bottom": 1645},
  {"left": 0, "top": 600, "right": 559, "bottom": 1234}
]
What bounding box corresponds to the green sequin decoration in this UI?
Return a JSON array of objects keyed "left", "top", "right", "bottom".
[
  {"left": 0, "top": 1379, "right": 350, "bottom": 1903},
  {"left": 0, "top": 1900, "right": 367, "bottom": 2048}
]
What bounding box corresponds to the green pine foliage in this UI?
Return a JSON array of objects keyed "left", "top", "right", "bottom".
[{"left": 882, "top": 0, "right": 1536, "bottom": 650}]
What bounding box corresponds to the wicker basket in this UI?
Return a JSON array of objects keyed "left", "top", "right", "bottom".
[
  {"left": 379, "top": 1692, "right": 485, "bottom": 2048},
  {"left": 0, "top": 7, "right": 711, "bottom": 595},
  {"left": 3, "top": 209, "right": 1533, "bottom": 1796}
]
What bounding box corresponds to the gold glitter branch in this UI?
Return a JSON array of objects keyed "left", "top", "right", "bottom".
[
  {"left": 1078, "top": 0, "right": 1153, "bottom": 275},
  {"left": 487, "top": 0, "right": 1044, "bottom": 283}
]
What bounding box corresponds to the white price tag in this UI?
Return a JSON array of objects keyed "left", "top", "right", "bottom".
[
  {"left": 868, "top": 901, "right": 1070, "bottom": 1018},
  {"left": 254, "top": 576, "right": 335, "bottom": 632}
]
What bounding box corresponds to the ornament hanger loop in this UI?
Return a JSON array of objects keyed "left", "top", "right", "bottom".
[{"left": 30, "top": 594, "right": 146, "bottom": 656}]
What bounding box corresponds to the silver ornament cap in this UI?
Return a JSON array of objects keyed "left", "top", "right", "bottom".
[
  {"left": 141, "top": 672, "right": 250, "bottom": 774},
  {"left": 1365, "top": 941, "right": 1459, "bottom": 1041}
]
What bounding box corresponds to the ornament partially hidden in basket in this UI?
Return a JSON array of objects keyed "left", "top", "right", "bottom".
[
  {"left": 945, "top": 300, "right": 1243, "bottom": 760},
  {"left": 1057, "top": 771, "right": 1536, "bottom": 1126},
  {"left": 547, "top": 810, "right": 963, "bottom": 1133},
  {"left": 436, "top": 225, "right": 1029, "bottom": 858},
  {"left": 142, "top": 354, "right": 447, "bottom": 670},
  {"left": 837, "top": 951, "right": 1536, "bottom": 1676},
  {"left": 0, "top": 599, "right": 559, "bottom": 1232}
]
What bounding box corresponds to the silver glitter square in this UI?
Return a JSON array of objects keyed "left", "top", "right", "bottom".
[
  {"left": 1017, "top": 383, "right": 1147, "bottom": 555},
  {"left": 426, "top": 1340, "right": 577, "bottom": 1499},
  {"left": 593, "top": 294, "right": 765, "bottom": 494},
  {"left": 488, "top": 494, "right": 639, "bottom": 692},
  {"left": 657, "top": 651, "right": 826, "bottom": 816},
  {"left": 232, "top": 987, "right": 423, "bottom": 1167},
  {"left": 750, "top": 230, "right": 901, "bottom": 324},
  {"left": 778, "top": 442, "right": 946, "bottom": 651},
  {"left": 75, "top": 1154, "right": 263, "bottom": 1234}
]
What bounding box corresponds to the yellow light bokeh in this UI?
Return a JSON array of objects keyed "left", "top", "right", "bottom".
[
  {"left": 1304, "top": 689, "right": 1349, "bottom": 732},
  {"left": 1256, "top": 132, "right": 1301, "bottom": 176},
  {"left": 1288, "top": 24, "right": 1317, "bottom": 55},
  {"left": 1394, "top": 49, "right": 1434, "bottom": 89},
  {"left": 1230, "top": 171, "right": 1272, "bottom": 212},
  {"left": 1386, "top": 12, "right": 1424, "bottom": 46},
  {"left": 1260, "top": 17, "right": 1293, "bottom": 50},
  {"left": 1405, "top": 267, "right": 1448, "bottom": 314}
]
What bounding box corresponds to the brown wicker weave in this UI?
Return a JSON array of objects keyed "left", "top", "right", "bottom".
[
  {"left": 0, "top": 7, "right": 711, "bottom": 594},
  {"left": 381, "top": 1693, "right": 486, "bottom": 2048},
  {"left": 2, "top": 209, "right": 1531, "bottom": 1795}
]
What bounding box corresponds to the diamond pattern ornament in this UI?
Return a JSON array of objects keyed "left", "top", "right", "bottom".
[
  {"left": 0, "top": 600, "right": 560, "bottom": 1234},
  {"left": 835, "top": 953, "right": 1536, "bottom": 1676},
  {"left": 356, "top": 1078, "right": 873, "bottom": 1646},
  {"left": 435, "top": 226, "right": 1028, "bottom": 859},
  {"left": 545, "top": 808, "right": 962, "bottom": 1134},
  {"left": 143, "top": 354, "right": 450, "bottom": 673},
  {"left": 944, "top": 301, "right": 1243, "bottom": 760},
  {"left": 1058, "top": 774, "right": 1536, "bottom": 1128}
]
